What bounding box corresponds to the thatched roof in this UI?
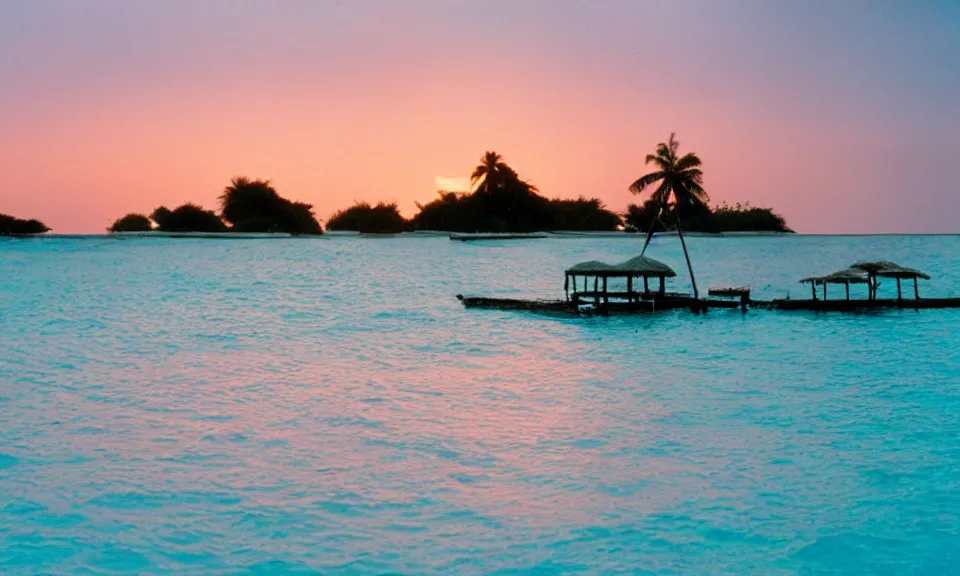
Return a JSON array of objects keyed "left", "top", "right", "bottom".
[
  {"left": 852, "top": 261, "right": 930, "bottom": 280},
  {"left": 800, "top": 267, "right": 870, "bottom": 285},
  {"left": 614, "top": 255, "right": 677, "bottom": 277},
  {"left": 566, "top": 256, "right": 676, "bottom": 278},
  {"left": 565, "top": 260, "right": 617, "bottom": 275}
]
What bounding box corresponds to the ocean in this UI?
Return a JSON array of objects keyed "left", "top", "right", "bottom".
[{"left": 2, "top": 234, "right": 959, "bottom": 574}]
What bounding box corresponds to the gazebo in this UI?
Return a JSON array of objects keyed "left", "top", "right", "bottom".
[
  {"left": 852, "top": 261, "right": 930, "bottom": 301},
  {"left": 800, "top": 261, "right": 930, "bottom": 302},
  {"left": 800, "top": 267, "right": 870, "bottom": 301},
  {"left": 565, "top": 255, "right": 677, "bottom": 305}
]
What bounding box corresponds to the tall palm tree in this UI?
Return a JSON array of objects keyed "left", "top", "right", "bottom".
[
  {"left": 470, "top": 151, "right": 520, "bottom": 193},
  {"left": 629, "top": 133, "right": 709, "bottom": 299}
]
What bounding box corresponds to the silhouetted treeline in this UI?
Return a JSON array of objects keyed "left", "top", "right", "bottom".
[
  {"left": 325, "top": 152, "right": 622, "bottom": 233},
  {"left": 326, "top": 193, "right": 624, "bottom": 234},
  {"left": 408, "top": 192, "right": 623, "bottom": 232},
  {"left": 107, "top": 177, "right": 323, "bottom": 234},
  {"left": 0, "top": 213, "right": 50, "bottom": 235},
  {"left": 219, "top": 177, "right": 322, "bottom": 234},
  {"left": 625, "top": 200, "right": 792, "bottom": 233},
  {"left": 100, "top": 153, "right": 790, "bottom": 236},
  {"left": 327, "top": 202, "right": 408, "bottom": 233},
  {"left": 151, "top": 205, "right": 227, "bottom": 233},
  {"left": 108, "top": 213, "right": 153, "bottom": 233}
]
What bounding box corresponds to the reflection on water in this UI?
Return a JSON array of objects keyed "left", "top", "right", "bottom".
[{"left": 1, "top": 235, "right": 960, "bottom": 573}]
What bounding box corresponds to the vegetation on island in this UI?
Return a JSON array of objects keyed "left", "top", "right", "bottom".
[
  {"left": 108, "top": 213, "right": 153, "bottom": 233},
  {"left": 219, "top": 177, "right": 322, "bottom": 234},
  {"left": 150, "top": 204, "right": 227, "bottom": 233},
  {"left": 0, "top": 213, "right": 50, "bottom": 235},
  {"left": 97, "top": 146, "right": 791, "bottom": 238},
  {"left": 327, "top": 202, "right": 408, "bottom": 234},
  {"left": 625, "top": 199, "right": 792, "bottom": 234},
  {"left": 327, "top": 152, "right": 622, "bottom": 233},
  {"left": 107, "top": 177, "right": 323, "bottom": 234}
]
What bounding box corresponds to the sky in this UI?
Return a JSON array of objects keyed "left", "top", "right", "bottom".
[{"left": 1, "top": 0, "right": 958, "bottom": 234}]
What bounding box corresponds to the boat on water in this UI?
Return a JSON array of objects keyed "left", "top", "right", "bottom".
[{"left": 449, "top": 232, "right": 549, "bottom": 241}]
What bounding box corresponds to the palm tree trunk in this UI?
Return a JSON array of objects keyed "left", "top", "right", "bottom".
[
  {"left": 640, "top": 203, "right": 664, "bottom": 257},
  {"left": 675, "top": 214, "right": 699, "bottom": 299}
]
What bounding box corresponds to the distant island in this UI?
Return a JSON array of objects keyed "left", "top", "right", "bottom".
[
  {"left": 108, "top": 177, "right": 323, "bottom": 235},
  {"left": 17, "top": 143, "right": 791, "bottom": 237},
  {"left": 326, "top": 152, "right": 623, "bottom": 233},
  {"left": 1, "top": 213, "right": 50, "bottom": 235},
  {"left": 326, "top": 151, "right": 791, "bottom": 234}
]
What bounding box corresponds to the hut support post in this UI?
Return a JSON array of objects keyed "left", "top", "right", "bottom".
[
  {"left": 627, "top": 276, "right": 633, "bottom": 302},
  {"left": 643, "top": 276, "right": 649, "bottom": 297},
  {"left": 594, "top": 276, "right": 599, "bottom": 306},
  {"left": 845, "top": 283, "right": 850, "bottom": 300},
  {"left": 914, "top": 277, "right": 919, "bottom": 300},
  {"left": 897, "top": 278, "right": 902, "bottom": 302},
  {"left": 823, "top": 283, "right": 827, "bottom": 300},
  {"left": 602, "top": 277, "right": 608, "bottom": 304},
  {"left": 659, "top": 277, "right": 665, "bottom": 297},
  {"left": 811, "top": 283, "right": 816, "bottom": 300}
]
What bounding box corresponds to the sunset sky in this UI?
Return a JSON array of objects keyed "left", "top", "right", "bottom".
[{"left": 1, "top": 1, "right": 957, "bottom": 233}]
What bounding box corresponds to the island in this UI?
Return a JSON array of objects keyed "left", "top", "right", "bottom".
[
  {"left": 107, "top": 177, "right": 323, "bottom": 235},
  {"left": 1, "top": 213, "right": 51, "bottom": 235}
]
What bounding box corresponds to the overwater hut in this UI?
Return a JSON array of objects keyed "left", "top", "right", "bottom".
[
  {"left": 852, "top": 261, "right": 930, "bottom": 301},
  {"left": 565, "top": 256, "right": 677, "bottom": 305},
  {"left": 800, "top": 267, "right": 870, "bottom": 301}
]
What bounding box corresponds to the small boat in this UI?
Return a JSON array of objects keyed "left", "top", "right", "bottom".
[{"left": 449, "top": 232, "right": 549, "bottom": 241}]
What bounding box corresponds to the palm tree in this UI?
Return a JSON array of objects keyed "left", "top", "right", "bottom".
[
  {"left": 470, "top": 151, "right": 520, "bottom": 193},
  {"left": 469, "top": 151, "right": 548, "bottom": 232},
  {"left": 629, "top": 133, "right": 709, "bottom": 299}
]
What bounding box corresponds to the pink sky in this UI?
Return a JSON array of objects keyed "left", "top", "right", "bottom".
[{"left": 1, "top": 1, "right": 957, "bottom": 233}]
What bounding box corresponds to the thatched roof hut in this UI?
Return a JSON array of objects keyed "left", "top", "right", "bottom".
[
  {"left": 800, "top": 267, "right": 870, "bottom": 285},
  {"left": 565, "top": 255, "right": 678, "bottom": 303},
  {"left": 565, "top": 260, "right": 617, "bottom": 275},
  {"left": 614, "top": 255, "right": 677, "bottom": 278},
  {"left": 852, "top": 261, "right": 930, "bottom": 279},
  {"left": 800, "top": 267, "right": 870, "bottom": 300},
  {"left": 851, "top": 261, "right": 930, "bottom": 300}
]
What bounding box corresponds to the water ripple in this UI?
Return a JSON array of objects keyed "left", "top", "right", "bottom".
[{"left": 1, "top": 235, "right": 959, "bottom": 573}]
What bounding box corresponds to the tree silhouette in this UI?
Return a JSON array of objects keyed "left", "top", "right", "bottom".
[
  {"left": 327, "top": 202, "right": 408, "bottom": 233},
  {"left": 219, "top": 176, "right": 322, "bottom": 234},
  {"left": 629, "top": 134, "right": 708, "bottom": 298},
  {"left": 0, "top": 213, "right": 50, "bottom": 235},
  {"left": 108, "top": 213, "right": 152, "bottom": 233},
  {"left": 151, "top": 204, "right": 226, "bottom": 232}
]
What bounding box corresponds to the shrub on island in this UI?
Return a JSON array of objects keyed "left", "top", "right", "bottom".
[
  {"left": 624, "top": 200, "right": 792, "bottom": 233},
  {"left": 406, "top": 153, "right": 623, "bottom": 233},
  {"left": 219, "top": 177, "right": 323, "bottom": 235},
  {"left": 711, "top": 202, "right": 792, "bottom": 233},
  {"left": 150, "top": 204, "right": 227, "bottom": 233},
  {"left": 108, "top": 213, "right": 153, "bottom": 233},
  {"left": 0, "top": 213, "right": 51, "bottom": 235},
  {"left": 327, "top": 202, "right": 408, "bottom": 234},
  {"left": 548, "top": 197, "right": 623, "bottom": 231},
  {"left": 408, "top": 190, "right": 622, "bottom": 233}
]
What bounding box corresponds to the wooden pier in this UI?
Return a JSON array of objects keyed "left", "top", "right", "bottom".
[{"left": 456, "top": 258, "right": 960, "bottom": 316}]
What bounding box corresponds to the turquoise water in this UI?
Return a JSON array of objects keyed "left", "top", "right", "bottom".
[{"left": 2, "top": 234, "right": 960, "bottom": 574}]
